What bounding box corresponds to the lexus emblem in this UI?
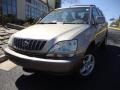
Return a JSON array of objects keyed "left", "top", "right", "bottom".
[{"left": 23, "top": 40, "right": 29, "bottom": 47}]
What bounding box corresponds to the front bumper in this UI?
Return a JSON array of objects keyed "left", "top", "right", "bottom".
[{"left": 4, "top": 47, "right": 82, "bottom": 74}]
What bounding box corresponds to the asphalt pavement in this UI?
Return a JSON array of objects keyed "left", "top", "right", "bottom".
[{"left": 0, "top": 29, "right": 120, "bottom": 90}]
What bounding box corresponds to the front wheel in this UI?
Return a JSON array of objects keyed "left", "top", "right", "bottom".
[
  {"left": 79, "top": 54, "right": 95, "bottom": 77},
  {"left": 23, "top": 67, "right": 36, "bottom": 73},
  {"left": 76, "top": 45, "right": 96, "bottom": 78}
]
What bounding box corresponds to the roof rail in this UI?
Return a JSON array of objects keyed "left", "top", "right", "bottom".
[{"left": 73, "top": 4, "right": 96, "bottom": 7}]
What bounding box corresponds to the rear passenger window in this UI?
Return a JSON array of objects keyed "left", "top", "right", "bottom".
[{"left": 97, "top": 9, "right": 104, "bottom": 17}]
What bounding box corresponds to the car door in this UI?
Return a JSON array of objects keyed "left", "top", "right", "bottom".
[
  {"left": 92, "top": 8, "right": 106, "bottom": 44},
  {"left": 97, "top": 8, "right": 108, "bottom": 41}
]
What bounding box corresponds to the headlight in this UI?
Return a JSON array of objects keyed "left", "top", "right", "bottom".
[
  {"left": 8, "top": 35, "right": 14, "bottom": 47},
  {"left": 47, "top": 40, "right": 77, "bottom": 57}
]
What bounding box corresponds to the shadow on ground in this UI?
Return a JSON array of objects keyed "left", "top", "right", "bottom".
[{"left": 15, "top": 45, "right": 120, "bottom": 90}]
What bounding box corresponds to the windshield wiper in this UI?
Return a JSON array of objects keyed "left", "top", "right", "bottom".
[
  {"left": 62, "top": 22, "right": 88, "bottom": 24},
  {"left": 38, "top": 22, "right": 57, "bottom": 24}
]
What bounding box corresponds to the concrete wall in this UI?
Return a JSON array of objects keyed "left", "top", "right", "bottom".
[
  {"left": 48, "top": 0, "right": 56, "bottom": 9},
  {"left": 17, "top": 0, "right": 26, "bottom": 20},
  {"left": 41, "top": 0, "right": 48, "bottom": 3}
]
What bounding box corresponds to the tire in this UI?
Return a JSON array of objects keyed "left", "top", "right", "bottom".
[
  {"left": 101, "top": 34, "right": 108, "bottom": 48},
  {"left": 77, "top": 45, "right": 96, "bottom": 78}
]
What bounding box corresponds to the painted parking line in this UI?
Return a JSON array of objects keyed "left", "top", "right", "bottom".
[{"left": 0, "top": 60, "right": 17, "bottom": 71}]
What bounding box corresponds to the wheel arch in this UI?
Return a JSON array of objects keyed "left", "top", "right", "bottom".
[{"left": 84, "top": 40, "right": 96, "bottom": 55}]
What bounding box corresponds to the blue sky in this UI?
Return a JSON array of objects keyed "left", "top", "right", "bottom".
[{"left": 61, "top": 0, "right": 120, "bottom": 23}]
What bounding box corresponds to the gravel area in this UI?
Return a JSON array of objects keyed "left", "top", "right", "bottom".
[{"left": 0, "top": 27, "right": 18, "bottom": 56}]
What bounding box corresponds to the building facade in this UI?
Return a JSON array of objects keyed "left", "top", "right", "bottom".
[
  {"left": 0, "top": 0, "right": 49, "bottom": 24},
  {"left": 25, "top": 0, "right": 49, "bottom": 20},
  {"left": 48, "top": 0, "right": 61, "bottom": 9}
]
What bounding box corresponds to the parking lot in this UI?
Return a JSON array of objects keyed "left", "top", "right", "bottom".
[{"left": 0, "top": 29, "right": 120, "bottom": 90}]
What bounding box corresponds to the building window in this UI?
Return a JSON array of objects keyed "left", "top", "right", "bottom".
[
  {"left": 2, "top": 0, "right": 7, "bottom": 15},
  {"left": 0, "top": 0, "right": 2, "bottom": 18},
  {"left": 12, "top": 0, "right": 16, "bottom": 6},
  {"left": 12, "top": 0, "right": 17, "bottom": 15},
  {"left": 56, "top": 0, "right": 61, "bottom": 8},
  {"left": 26, "top": 0, "right": 31, "bottom": 3},
  {"left": 31, "top": 7, "right": 34, "bottom": 18},
  {"left": 25, "top": 4, "right": 31, "bottom": 19},
  {"left": 2, "top": 0, "right": 17, "bottom": 16},
  {"left": 25, "top": 0, "right": 48, "bottom": 20}
]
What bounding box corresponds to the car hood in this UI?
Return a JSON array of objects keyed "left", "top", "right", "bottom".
[{"left": 14, "top": 24, "right": 90, "bottom": 41}]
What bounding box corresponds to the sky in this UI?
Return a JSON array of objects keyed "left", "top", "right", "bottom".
[{"left": 61, "top": 0, "right": 120, "bottom": 24}]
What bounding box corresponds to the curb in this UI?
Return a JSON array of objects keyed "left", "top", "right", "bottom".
[
  {"left": 0, "top": 55, "right": 7, "bottom": 63},
  {"left": 109, "top": 27, "right": 120, "bottom": 31}
]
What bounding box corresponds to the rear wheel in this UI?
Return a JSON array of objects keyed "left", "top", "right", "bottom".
[{"left": 101, "top": 38, "right": 107, "bottom": 48}]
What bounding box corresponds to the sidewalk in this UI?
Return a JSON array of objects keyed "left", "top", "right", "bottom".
[
  {"left": 109, "top": 27, "right": 120, "bottom": 31},
  {"left": 0, "top": 26, "right": 18, "bottom": 63},
  {"left": 0, "top": 60, "right": 17, "bottom": 71}
]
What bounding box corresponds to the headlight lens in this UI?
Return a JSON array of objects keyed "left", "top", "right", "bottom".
[
  {"left": 8, "top": 35, "right": 14, "bottom": 46},
  {"left": 47, "top": 40, "right": 77, "bottom": 57}
]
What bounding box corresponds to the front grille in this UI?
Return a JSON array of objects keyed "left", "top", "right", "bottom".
[{"left": 13, "top": 38, "right": 46, "bottom": 51}]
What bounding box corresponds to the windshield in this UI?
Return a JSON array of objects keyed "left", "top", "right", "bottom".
[{"left": 38, "top": 7, "right": 90, "bottom": 24}]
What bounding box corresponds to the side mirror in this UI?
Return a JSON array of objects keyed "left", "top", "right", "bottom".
[{"left": 96, "top": 16, "right": 105, "bottom": 24}]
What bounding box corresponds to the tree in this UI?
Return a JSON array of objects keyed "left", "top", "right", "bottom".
[{"left": 110, "top": 16, "right": 120, "bottom": 28}]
